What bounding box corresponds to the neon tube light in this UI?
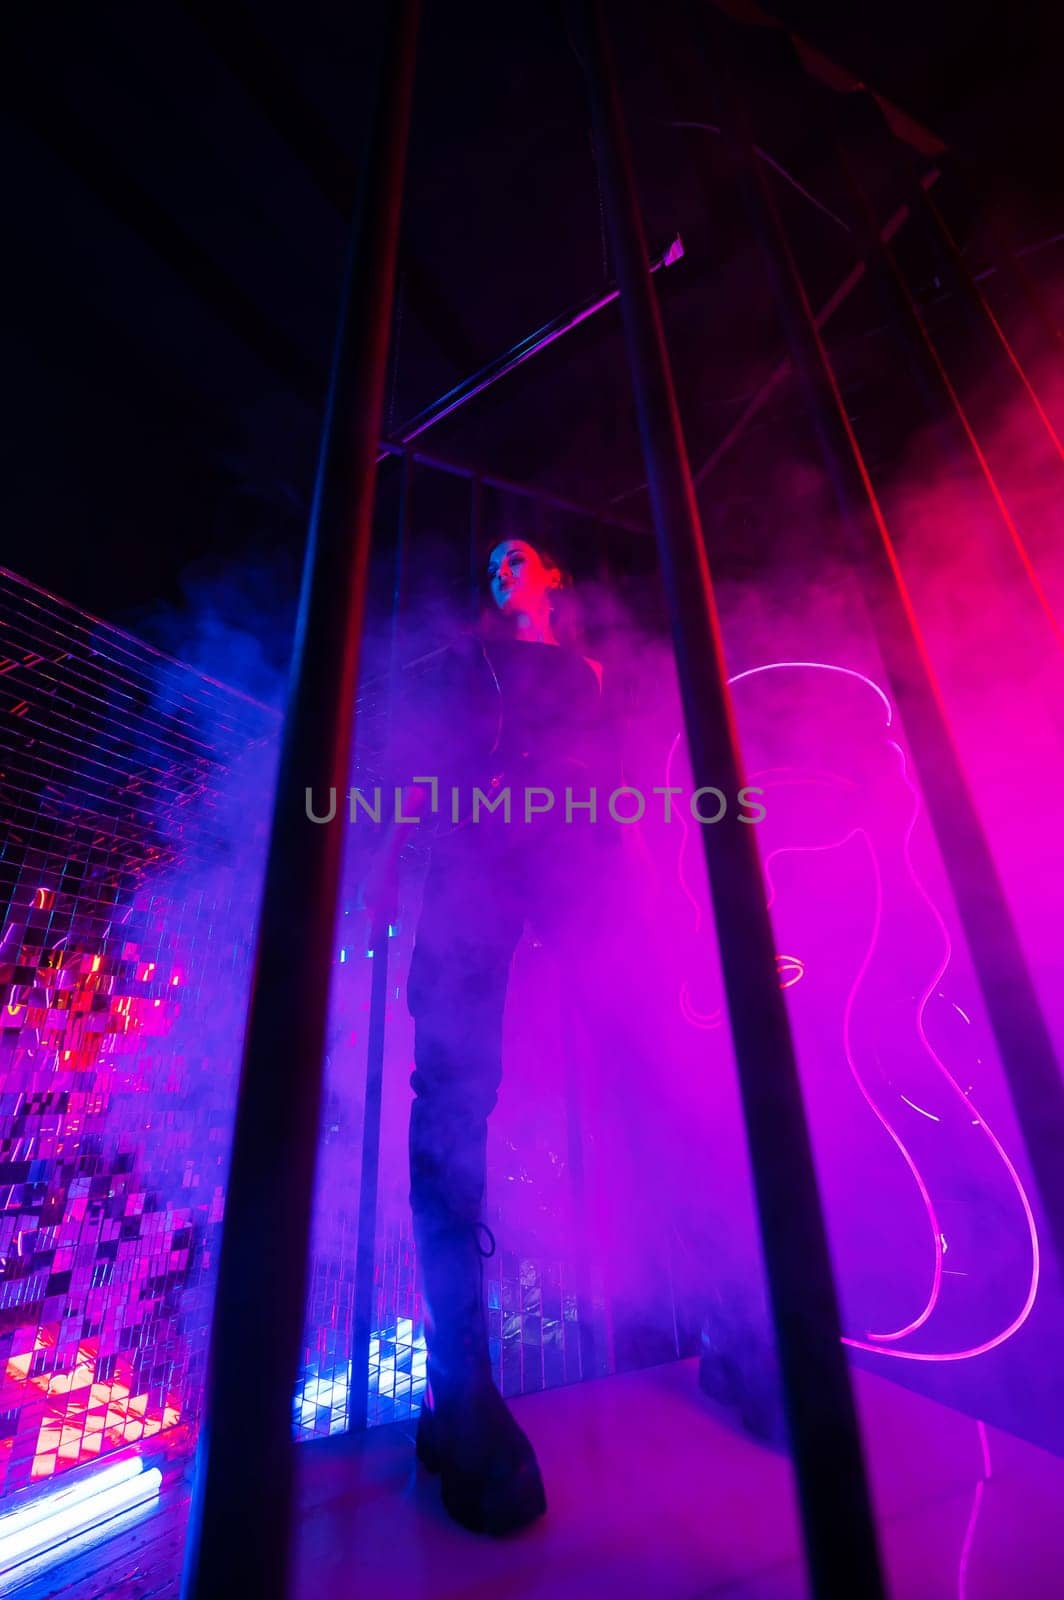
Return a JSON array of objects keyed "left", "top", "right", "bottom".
[{"left": 0, "top": 1457, "right": 161, "bottom": 1575}]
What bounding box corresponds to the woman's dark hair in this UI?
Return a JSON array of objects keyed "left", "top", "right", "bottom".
[{"left": 471, "top": 540, "right": 586, "bottom": 650}]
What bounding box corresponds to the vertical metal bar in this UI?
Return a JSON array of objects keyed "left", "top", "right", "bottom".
[
  {"left": 565, "top": 5, "right": 887, "bottom": 1596},
  {"left": 700, "top": 23, "right": 1064, "bottom": 1286},
  {"left": 349, "top": 451, "right": 416, "bottom": 1432},
  {"left": 180, "top": 6, "right": 420, "bottom": 1597}
]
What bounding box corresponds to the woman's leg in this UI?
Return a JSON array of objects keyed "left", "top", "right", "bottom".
[
  {"left": 405, "top": 843, "right": 546, "bottom": 1533},
  {"left": 407, "top": 930, "right": 515, "bottom": 1238}
]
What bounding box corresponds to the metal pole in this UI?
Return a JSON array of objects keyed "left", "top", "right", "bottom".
[
  {"left": 376, "top": 235, "right": 683, "bottom": 461},
  {"left": 350, "top": 452, "right": 416, "bottom": 1432},
  {"left": 699, "top": 19, "right": 1064, "bottom": 1282},
  {"left": 565, "top": 5, "right": 887, "bottom": 1596},
  {"left": 181, "top": 5, "right": 420, "bottom": 1596}
]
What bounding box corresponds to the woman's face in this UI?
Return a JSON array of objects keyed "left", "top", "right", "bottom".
[{"left": 487, "top": 540, "right": 561, "bottom": 615}]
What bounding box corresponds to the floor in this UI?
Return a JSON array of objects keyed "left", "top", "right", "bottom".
[{"left": 6, "top": 1359, "right": 1064, "bottom": 1599}]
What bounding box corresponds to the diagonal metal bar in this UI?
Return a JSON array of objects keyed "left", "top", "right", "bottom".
[
  {"left": 376, "top": 236, "right": 683, "bottom": 460},
  {"left": 565, "top": 3, "right": 888, "bottom": 1596}
]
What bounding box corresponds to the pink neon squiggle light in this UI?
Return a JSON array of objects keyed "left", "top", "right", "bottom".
[
  {"left": 663, "top": 735, "right": 863, "bottom": 932},
  {"left": 957, "top": 1421, "right": 992, "bottom": 1600},
  {"left": 900, "top": 1095, "right": 941, "bottom": 1121},
  {"left": 761, "top": 827, "right": 945, "bottom": 1342},
  {"left": 673, "top": 722, "right": 945, "bottom": 1338},
  {"left": 845, "top": 832, "right": 944, "bottom": 1341},
  {"left": 677, "top": 957, "right": 802, "bottom": 1029},
  {"left": 678, "top": 983, "right": 723, "bottom": 1030},
  {"left": 662, "top": 742, "right": 827, "bottom": 1018},
  {"left": 977, "top": 1418, "right": 992, "bottom": 1479},
  {"left": 842, "top": 741, "right": 1039, "bottom": 1361},
  {"left": 665, "top": 731, "right": 705, "bottom": 935},
  {"left": 755, "top": 672, "right": 1041, "bottom": 1359},
  {"left": 777, "top": 954, "right": 805, "bottom": 989},
  {"left": 726, "top": 661, "right": 895, "bottom": 727},
  {"left": 664, "top": 733, "right": 847, "bottom": 976},
  {"left": 668, "top": 661, "right": 1041, "bottom": 1363}
]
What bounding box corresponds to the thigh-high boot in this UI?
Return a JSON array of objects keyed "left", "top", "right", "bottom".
[{"left": 407, "top": 917, "right": 546, "bottom": 1534}]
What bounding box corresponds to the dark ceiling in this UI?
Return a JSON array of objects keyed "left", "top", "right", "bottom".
[{"left": 6, "top": 0, "right": 1062, "bottom": 690}]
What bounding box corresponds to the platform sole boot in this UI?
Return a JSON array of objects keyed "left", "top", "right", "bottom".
[{"left": 414, "top": 1219, "right": 546, "bottom": 1534}]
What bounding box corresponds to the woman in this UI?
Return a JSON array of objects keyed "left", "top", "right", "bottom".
[{"left": 368, "top": 537, "right": 621, "bottom": 1535}]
